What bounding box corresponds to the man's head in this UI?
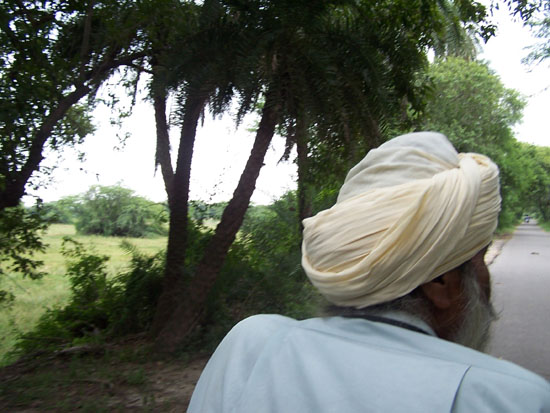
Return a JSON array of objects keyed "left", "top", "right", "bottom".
[
  {"left": 301, "top": 132, "right": 501, "bottom": 347},
  {"left": 326, "top": 248, "right": 497, "bottom": 351}
]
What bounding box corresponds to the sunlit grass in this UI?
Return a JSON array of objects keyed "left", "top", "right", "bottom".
[{"left": 0, "top": 224, "right": 166, "bottom": 365}]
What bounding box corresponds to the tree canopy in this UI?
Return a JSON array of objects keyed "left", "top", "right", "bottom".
[
  {"left": 145, "top": 0, "right": 504, "bottom": 351},
  {"left": 0, "top": 0, "right": 147, "bottom": 210},
  {"left": 419, "top": 57, "right": 535, "bottom": 228}
]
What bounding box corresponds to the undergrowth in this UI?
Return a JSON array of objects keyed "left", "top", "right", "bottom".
[
  {"left": 9, "top": 238, "right": 165, "bottom": 358},
  {"left": 8, "top": 201, "right": 320, "bottom": 361}
]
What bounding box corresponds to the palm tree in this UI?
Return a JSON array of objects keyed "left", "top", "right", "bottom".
[
  {"left": 432, "top": 0, "right": 482, "bottom": 60},
  {"left": 145, "top": 0, "right": 250, "bottom": 335}
]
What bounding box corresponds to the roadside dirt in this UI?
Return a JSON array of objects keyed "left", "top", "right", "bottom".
[
  {"left": 485, "top": 233, "right": 513, "bottom": 266},
  {"left": 0, "top": 346, "right": 209, "bottom": 412}
]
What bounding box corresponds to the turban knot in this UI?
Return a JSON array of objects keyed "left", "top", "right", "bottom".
[{"left": 301, "top": 132, "right": 501, "bottom": 308}]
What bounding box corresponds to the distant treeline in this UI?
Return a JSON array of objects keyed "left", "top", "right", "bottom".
[
  {"left": 42, "top": 185, "right": 168, "bottom": 238},
  {"left": 40, "top": 185, "right": 277, "bottom": 238}
]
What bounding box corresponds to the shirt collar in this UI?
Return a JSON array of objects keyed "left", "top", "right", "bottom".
[{"left": 370, "top": 310, "right": 437, "bottom": 337}]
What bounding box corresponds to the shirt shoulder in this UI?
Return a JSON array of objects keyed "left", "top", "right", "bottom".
[
  {"left": 187, "top": 314, "right": 297, "bottom": 413},
  {"left": 452, "top": 356, "right": 550, "bottom": 412},
  {"left": 231, "top": 314, "right": 298, "bottom": 336}
]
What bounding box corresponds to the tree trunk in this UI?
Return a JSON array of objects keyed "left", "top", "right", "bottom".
[
  {"left": 152, "top": 83, "right": 174, "bottom": 203},
  {"left": 295, "top": 116, "right": 312, "bottom": 226},
  {"left": 154, "top": 89, "right": 280, "bottom": 353},
  {"left": 150, "top": 94, "right": 207, "bottom": 336}
]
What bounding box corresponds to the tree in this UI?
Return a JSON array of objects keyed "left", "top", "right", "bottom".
[
  {"left": 0, "top": 0, "right": 161, "bottom": 308},
  {"left": 42, "top": 196, "right": 81, "bottom": 224},
  {"left": 419, "top": 57, "right": 527, "bottom": 228},
  {"left": 146, "top": 0, "right": 251, "bottom": 341},
  {"left": 150, "top": 0, "right": 496, "bottom": 352},
  {"left": 282, "top": 0, "right": 498, "bottom": 224},
  {"left": 432, "top": 0, "right": 483, "bottom": 59},
  {"left": 520, "top": 143, "right": 550, "bottom": 221},
  {"left": 0, "top": 0, "right": 147, "bottom": 211},
  {"left": 73, "top": 185, "right": 168, "bottom": 238},
  {"left": 0, "top": 0, "right": 506, "bottom": 354}
]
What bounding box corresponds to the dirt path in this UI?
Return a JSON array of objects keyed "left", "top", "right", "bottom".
[{"left": 108, "top": 357, "right": 209, "bottom": 411}]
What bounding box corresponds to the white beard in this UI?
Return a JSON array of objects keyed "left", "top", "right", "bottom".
[{"left": 450, "top": 269, "right": 497, "bottom": 352}]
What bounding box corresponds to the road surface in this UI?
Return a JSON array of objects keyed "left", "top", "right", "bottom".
[{"left": 488, "top": 221, "right": 550, "bottom": 380}]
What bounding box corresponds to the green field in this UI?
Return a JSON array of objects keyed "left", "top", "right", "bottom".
[{"left": 0, "top": 224, "right": 166, "bottom": 365}]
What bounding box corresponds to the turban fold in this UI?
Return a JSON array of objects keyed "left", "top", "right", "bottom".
[{"left": 301, "top": 132, "right": 501, "bottom": 308}]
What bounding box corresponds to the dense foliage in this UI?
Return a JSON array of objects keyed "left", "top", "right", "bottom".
[
  {"left": 13, "top": 238, "right": 166, "bottom": 355},
  {"left": 0, "top": 204, "right": 48, "bottom": 303},
  {"left": 149, "top": 0, "right": 500, "bottom": 351},
  {"left": 41, "top": 196, "right": 80, "bottom": 225},
  {"left": 516, "top": 143, "right": 550, "bottom": 221},
  {"left": 419, "top": 57, "right": 528, "bottom": 229},
  {"left": 41, "top": 185, "right": 168, "bottom": 237}
]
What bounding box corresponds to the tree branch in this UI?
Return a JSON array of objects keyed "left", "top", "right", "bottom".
[
  {"left": 0, "top": 51, "right": 145, "bottom": 210},
  {"left": 79, "top": 1, "right": 96, "bottom": 83}
]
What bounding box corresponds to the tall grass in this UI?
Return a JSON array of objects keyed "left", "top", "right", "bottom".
[{"left": 0, "top": 224, "right": 166, "bottom": 365}]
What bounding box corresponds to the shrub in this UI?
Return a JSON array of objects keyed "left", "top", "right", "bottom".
[
  {"left": 108, "top": 241, "right": 165, "bottom": 335},
  {"left": 11, "top": 238, "right": 165, "bottom": 356},
  {"left": 188, "top": 192, "right": 321, "bottom": 352}
]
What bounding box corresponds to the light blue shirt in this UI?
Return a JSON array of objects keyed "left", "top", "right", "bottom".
[{"left": 188, "top": 313, "right": 550, "bottom": 412}]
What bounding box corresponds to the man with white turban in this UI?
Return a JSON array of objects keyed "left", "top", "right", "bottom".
[{"left": 188, "top": 132, "right": 550, "bottom": 412}]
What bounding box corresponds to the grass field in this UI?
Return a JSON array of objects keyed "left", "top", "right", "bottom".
[{"left": 0, "top": 224, "right": 166, "bottom": 365}]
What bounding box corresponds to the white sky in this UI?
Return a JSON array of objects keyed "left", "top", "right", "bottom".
[
  {"left": 33, "top": 103, "right": 298, "bottom": 205},
  {"left": 26, "top": 5, "right": 550, "bottom": 205},
  {"left": 479, "top": 3, "right": 549, "bottom": 146}
]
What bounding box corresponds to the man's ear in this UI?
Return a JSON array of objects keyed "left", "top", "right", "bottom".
[{"left": 420, "top": 268, "right": 463, "bottom": 310}]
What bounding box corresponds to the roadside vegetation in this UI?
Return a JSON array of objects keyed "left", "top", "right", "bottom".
[{"left": 0, "top": 223, "right": 167, "bottom": 365}]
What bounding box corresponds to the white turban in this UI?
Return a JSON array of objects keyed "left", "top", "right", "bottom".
[{"left": 301, "top": 132, "right": 501, "bottom": 308}]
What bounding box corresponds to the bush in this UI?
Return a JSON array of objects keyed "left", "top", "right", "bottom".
[
  {"left": 109, "top": 241, "right": 165, "bottom": 335},
  {"left": 11, "top": 238, "right": 165, "bottom": 356},
  {"left": 187, "top": 192, "right": 321, "bottom": 352}
]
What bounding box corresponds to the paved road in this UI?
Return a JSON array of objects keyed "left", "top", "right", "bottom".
[{"left": 488, "top": 222, "right": 550, "bottom": 380}]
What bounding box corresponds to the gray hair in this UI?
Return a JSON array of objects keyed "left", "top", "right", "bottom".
[{"left": 324, "top": 260, "right": 497, "bottom": 351}]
